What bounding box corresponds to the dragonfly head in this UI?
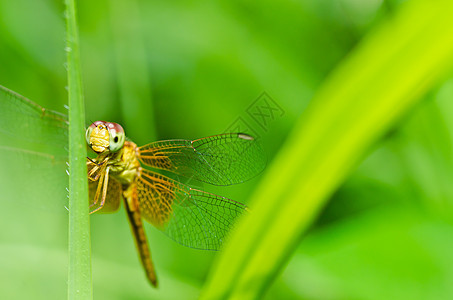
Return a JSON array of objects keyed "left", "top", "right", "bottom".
[{"left": 86, "top": 121, "right": 125, "bottom": 153}]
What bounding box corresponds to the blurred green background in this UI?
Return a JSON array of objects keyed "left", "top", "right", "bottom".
[{"left": 1, "top": 0, "right": 453, "bottom": 299}]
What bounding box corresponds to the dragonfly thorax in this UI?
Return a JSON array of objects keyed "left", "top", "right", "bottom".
[{"left": 107, "top": 141, "right": 141, "bottom": 185}]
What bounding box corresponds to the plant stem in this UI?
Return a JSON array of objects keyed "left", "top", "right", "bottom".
[{"left": 65, "top": 0, "right": 91, "bottom": 298}]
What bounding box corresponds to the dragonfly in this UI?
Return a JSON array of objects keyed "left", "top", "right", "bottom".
[
  {"left": 0, "top": 85, "right": 265, "bottom": 287},
  {"left": 85, "top": 121, "right": 265, "bottom": 286}
]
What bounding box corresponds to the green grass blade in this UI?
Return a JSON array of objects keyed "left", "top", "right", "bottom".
[
  {"left": 65, "top": 0, "right": 91, "bottom": 298},
  {"left": 201, "top": 1, "right": 453, "bottom": 299}
]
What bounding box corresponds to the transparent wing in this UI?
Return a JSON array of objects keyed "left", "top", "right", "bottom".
[
  {"left": 138, "top": 133, "right": 266, "bottom": 186},
  {"left": 0, "top": 85, "right": 68, "bottom": 156},
  {"left": 0, "top": 85, "right": 69, "bottom": 212},
  {"left": 136, "top": 168, "right": 247, "bottom": 250}
]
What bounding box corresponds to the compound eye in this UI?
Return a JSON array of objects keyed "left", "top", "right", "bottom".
[
  {"left": 106, "top": 122, "right": 125, "bottom": 152},
  {"left": 85, "top": 121, "right": 106, "bottom": 146}
]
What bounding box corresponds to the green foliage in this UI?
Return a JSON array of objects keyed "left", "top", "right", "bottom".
[
  {"left": 1, "top": 0, "right": 453, "bottom": 299},
  {"left": 202, "top": 1, "right": 453, "bottom": 298},
  {"left": 109, "top": 0, "right": 156, "bottom": 143}
]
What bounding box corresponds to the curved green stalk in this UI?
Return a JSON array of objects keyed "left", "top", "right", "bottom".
[
  {"left": 65, "top": 0, "right": 91, "bottom": 299},
  {"left": 201, "top": 0, "right": 453, "bottom": 299}
]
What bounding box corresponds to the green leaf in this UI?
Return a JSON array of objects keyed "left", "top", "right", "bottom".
[
  {"left": 201, "top": 1, "right": 453, "bottom": 299},
  {"left": 65, "top": 0, "right": 91, "bottom": 298}
]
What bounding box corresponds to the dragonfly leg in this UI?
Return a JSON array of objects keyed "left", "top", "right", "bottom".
[
  {"left": 87, "top": 156, "right": 109, "bottom": 181},
  {"left": 90, "top": 167, "right": 104, "bottom": 209},
  {"left": 97, "top": 167, "right": 110, "bottom": 211},
  {"left": 90, "top": 166, "right": 110, "bottom": 214},
  {"left": 86, "top": 156, "right": 98, "bottom": 165},
  {"left": 87, "top": 161, "right": 100, "bottom": 181},
  {"left": 87, "top": 165, "right": 98, "bottom": 180}
]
